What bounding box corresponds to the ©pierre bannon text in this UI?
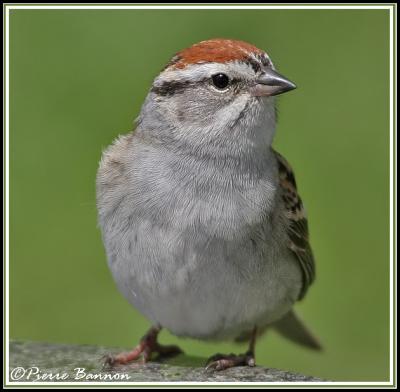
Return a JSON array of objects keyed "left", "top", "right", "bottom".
[{"left": 10, "top": 366, "right": 131, "bottom": 381}]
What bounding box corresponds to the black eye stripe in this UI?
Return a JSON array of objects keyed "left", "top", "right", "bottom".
[
  {"left": 151, "top": 80, "right": 194, "bottom": 96},
  {"left": 152, "top": 77, "right": 242, "bottom": 96}
]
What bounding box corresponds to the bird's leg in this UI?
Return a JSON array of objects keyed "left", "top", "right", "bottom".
[
  {"left": 206, "top": 327, "right": 257, "bottom": 371},
  {"left": 103, "top": 325, "right": 183, "bottom": 367}
]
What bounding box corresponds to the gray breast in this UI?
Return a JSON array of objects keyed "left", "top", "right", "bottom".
[{"left": 96, "top": 133, "right": 302, "bottom": 339}]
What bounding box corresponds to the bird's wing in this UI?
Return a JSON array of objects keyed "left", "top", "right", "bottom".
[
  {"left": 235, "top": 153, "right": 319, "bottom": 348},
  {"left": 273, "top": 149, "right": 316, "bottom": 300}
]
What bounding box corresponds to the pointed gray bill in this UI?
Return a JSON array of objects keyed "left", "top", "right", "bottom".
[{"left": 250, "top": 69, "right": 297, "bottom": 97}]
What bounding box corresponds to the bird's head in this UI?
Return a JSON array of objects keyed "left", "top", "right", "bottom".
[{"left": 138, "top": 39, "right": 296, "bottom": 152}]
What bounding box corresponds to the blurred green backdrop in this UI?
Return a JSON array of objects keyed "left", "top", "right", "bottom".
[{"left": 9, "top": 8, "right": 391, "bottom": 382}]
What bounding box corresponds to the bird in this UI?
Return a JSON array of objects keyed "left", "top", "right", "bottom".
[{"left": 96, "top": 38, "right": 321, "bottom": 371}]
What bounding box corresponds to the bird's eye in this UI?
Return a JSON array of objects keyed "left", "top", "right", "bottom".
[{"left": 211, "top": 73, "right": 230, "bottom": 90}]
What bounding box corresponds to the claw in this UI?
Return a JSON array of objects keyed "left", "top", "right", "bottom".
[
  {"left": 101, "top": 326, "right": 183, "bottom": 368},
  {"left": 205, "top": 361, "right": 219, "bottom": 372},
  {"left": 205, "top": 353, "right": 256, "bottom": 372},
  {"left": 205, "top": 359, "right": 229, "bottom": 372}
]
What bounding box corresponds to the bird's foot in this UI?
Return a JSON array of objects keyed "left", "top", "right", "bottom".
[
  {"left": 102, "top": 326, "right": 183, "bottom": 368},
  {"left": 205, "top": 351, "right": 255, "bottom": 371}
]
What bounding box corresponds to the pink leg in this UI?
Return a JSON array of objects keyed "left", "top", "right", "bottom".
[
  {"left": 103, "top": 326, "right": 183, "bottom": 367},
  {"left": 206, "top": 327, "right": 257, "bottom": 371}
]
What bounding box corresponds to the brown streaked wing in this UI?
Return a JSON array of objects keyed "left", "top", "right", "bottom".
[{"left": 273, "top": 149, "right": 315, "bottom": 300}]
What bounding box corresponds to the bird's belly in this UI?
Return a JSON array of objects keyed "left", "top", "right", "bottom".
[{"left": 107, "top": 221, "right": 302, "bottom": 340}]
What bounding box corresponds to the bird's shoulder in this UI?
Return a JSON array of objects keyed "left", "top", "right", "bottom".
[{"left": 272, "top": 148, "right": 316, "bottom": 300}]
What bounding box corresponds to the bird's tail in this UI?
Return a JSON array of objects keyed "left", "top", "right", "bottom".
[
  {"left": 272, "top": 310, "right": 322, "bottom": 350},
  {"left": 235, "top": 310, "right": 322, "bottom": 351}
]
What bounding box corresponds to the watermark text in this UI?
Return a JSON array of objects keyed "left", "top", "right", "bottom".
[{"left": 10, "top": 367, "right": 131, "bottom": 382}]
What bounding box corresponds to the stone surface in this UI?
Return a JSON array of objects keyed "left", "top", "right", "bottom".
[{"left": 9, "top": 340, "right": 325, "bottom": 383}]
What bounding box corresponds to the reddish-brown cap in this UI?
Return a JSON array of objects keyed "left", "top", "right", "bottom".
[{"left": 165, "top": 39, "right": 266, "bottom": 70}]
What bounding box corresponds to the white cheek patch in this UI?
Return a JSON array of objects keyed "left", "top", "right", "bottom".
[{"left": 214, "top": 93, "right": 249, "bottom": 125}]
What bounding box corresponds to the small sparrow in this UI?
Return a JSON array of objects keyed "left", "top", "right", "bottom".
[{"left": 97, "top": 39, "right": 321, "bottom": 371}]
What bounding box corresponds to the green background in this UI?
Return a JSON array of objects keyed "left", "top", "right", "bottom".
[{"left": 9, "top": 8, "right": 391, "bottom": 382}]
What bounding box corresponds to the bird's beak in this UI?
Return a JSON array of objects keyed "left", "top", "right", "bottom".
[{"left": 251, "top": 69, "right": 297, "bottom": 97}]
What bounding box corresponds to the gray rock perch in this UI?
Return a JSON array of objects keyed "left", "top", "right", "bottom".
[{"left": 9, "top": 340, "right": 324, "bottom": 383}]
